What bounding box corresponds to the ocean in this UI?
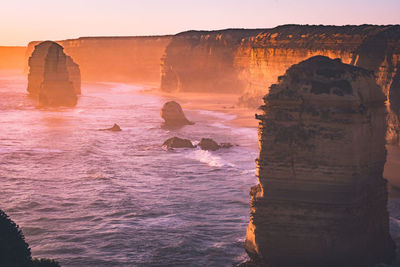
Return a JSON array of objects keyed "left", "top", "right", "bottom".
[
  {"left": 1, "top": 71, "right": 400, "bottom": 266},
  {"left": 0, "top": 71, "right": 258, "bottom": 266}
]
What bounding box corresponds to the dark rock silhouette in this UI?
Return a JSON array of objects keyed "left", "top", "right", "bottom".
[
  {"left": 163, "top": 137, "right": 194, "bottom": 149},
  {"left": 0, "top": 208, "right": 60, "bottom": 267},
  {"left": 198, "top": 138, "right": 220, "bottom": 151},
  {"left": 245, "top": 56, "right": 395, "bottom": 266},
  {"left": 27, "top": 41, "right": 81, "bottom": 107},
  {"left": 161, "top": 101, "right": 193, "bottom": 128},
  {"left": 99, "top": 123, "right": 122, "bottom": 131}
]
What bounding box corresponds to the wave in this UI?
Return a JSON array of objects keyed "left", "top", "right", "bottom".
[{"left": 185, "top": 149, "right": 235, "bottom": 168}]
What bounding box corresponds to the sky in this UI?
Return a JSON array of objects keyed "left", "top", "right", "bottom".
[{"left": 0, "top": 0, "right": 399, "bottom": 46}]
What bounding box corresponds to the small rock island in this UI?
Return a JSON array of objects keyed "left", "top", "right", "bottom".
[
  {"left": 245, "top": 56, "right": 395, "bottom": 266},
  {"left": 161, "top": 101, "right": 193, "bottom": 128},
  {"left": 27, "top": 41, "right": 81, "bottom": 107}
]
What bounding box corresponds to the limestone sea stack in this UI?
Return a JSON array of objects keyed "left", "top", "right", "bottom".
[
  {"left": 27, "top": 41, "right": 81, "bottom": 107},
  {"left": 245, "top": 56, "right": 395, "bottom": 266},
  {"left": 161, "top": 101, "right": 193, "bottom": 128}
]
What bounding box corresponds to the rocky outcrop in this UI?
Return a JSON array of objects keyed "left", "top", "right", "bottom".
[
  {"left": 245, "top": 56, "right": 395, "bottom": 266},
  {"left": 99, "top": 123, "right": 122, "bottom": 131},
  {"left": 0, "top": 208, "right": 60, "bottom": 267},
  {"left": 198, "top": 138, "right": 220, "bottom": 151},
  {"left": 26, "top": 36, "right": 172, "bottom": 84},
  {"left": 161, "top": 101, "right": 193, "bottom": 128},
  {"left": 162, "top": 137, "right": 194, "bottom": 149},
  {"left": 27, "top": 41, "right": 81, "bottom": 106}
]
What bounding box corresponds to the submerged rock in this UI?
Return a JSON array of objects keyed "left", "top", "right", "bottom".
[
  {"left": 198, "top": 138, "right": 233, "bottom": 151},
  {"left": 163, "top": 137, "right": 194, "bottom": 149},
  {"left": 27, "top": 41, "right": 81, "bottom": 107},
  {"left": 99, "top": 123, "right": 122, "bottom": 132},
  {"left": 245, "top": 56, "right": 395, "bottom": 266},
  {"left": 161, "top": 101, "right": 193, "bottom": 128}
]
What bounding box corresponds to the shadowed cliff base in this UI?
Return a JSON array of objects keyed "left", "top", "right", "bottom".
[
  {"left": 27, "top": 41, "right": 81, "bottom": 107},
  {"left": 244, "top": 56, "right": 395, "bottom": 266}
]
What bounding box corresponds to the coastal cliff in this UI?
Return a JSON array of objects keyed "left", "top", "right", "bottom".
[
  {"left": 27, "top": 41, "right": 80, "bottom": 106},
  {"left": 26, "top": 36, "right": 172, "bottom": 84},
  {"left": 161, "top": 25, "right": 400, "bottom": 143},
  {"left": 245, "top": 56, "right": 395, "bottom": 266}
]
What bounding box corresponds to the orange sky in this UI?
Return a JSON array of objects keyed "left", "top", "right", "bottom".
[{"left": 0, "top": 0, "right": 399, "bottom": 46}]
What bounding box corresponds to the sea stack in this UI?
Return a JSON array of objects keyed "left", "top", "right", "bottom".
[
  {"left": 245, "top": 56, "right": 395, "bottom": 266},
  {"left": 161, "top": 101, "right": 193, "bottom": 128},
  {"left": 27, "top": 41, "right": 81, "bottom": 107}
]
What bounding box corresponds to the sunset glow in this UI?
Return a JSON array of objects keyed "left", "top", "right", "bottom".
[
  {"left": 0, "top": 0, "right": 399, "bottom": 45},
  {"left": 1, "top": 1, "right": 400, "bottom": 266}
]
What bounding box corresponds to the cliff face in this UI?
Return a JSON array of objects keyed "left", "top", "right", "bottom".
[
  {"left": 161, "top": 25, "right": 400, "bottom": 142},
  {"left": 246, "top": 56, "right": 395, "bottom": 266},
  {"left": 26, "top": 36, "right": 172, "bottom": 84},
  {"left": 351, "top": 27, "right": 400, "bottom": 144},
  {"left": 161, "top": 30, "right": 262, "bottom": 93},
  {"left": 27, "top": 41, "right": 80, "bottom": 106}
]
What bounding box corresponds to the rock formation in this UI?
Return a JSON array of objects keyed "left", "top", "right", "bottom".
[
  {"left": 245, "top": 56, "right": 395, "bottom": 266},
  {"left": 161, "top": 101, "right": 193, "bottom": 128},
  {"left": 99, "top": 123, "right": 122, "bottom": 131},
  {"left": 162, "top": 137, "right": 194, "bottom": 149},
  {"left": 27, "top": 41, "right": 81, "bottom": 107},
  {"left": 198, "top": 138, "right": 220, "bottom": 151},
  {"left": 0, "top": 208, "right": 60, "bottom": 267}
]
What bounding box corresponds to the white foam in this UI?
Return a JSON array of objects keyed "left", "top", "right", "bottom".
[{"left": 186, "top": 149, "right": 235, "bottom": 168}]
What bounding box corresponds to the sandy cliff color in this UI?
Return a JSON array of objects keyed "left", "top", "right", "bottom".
[
  {"left": 245, "top": 56, "right": 395, "bottom": 266},
  {"left": 27, "top": 41, "right": 80, "bottom": 106},
  {"left": 161, "top": 25, "right": 400, "bottom": 142},
  {"left": 26, "top": 36, "right": 172, "bottom": 84}
]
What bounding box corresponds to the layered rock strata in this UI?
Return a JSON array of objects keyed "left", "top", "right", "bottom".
[
  {"left": 245, "top": 56, "right": 395, "bottom": 266},
  {"left": 161, "top": 25, "right": 400, "bottom": 143},
  {"left": 27, "top": 41, "right": 80, "bottom": 106}
]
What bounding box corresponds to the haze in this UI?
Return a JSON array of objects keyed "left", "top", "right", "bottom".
[{"left": 1, "top": 0, "right": 400, "bottom": 46}]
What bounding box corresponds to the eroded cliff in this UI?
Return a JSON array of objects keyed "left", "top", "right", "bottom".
[
  {"left": 161, "top": 25, "right": 400, "bottom": 142},
  {"left": 27, "top": 41, "right": 80, "bottom": 106},
  {"left": 245, "top": 56, "right": 395, "bottom": 266},
  {"left": 26, "top": 36, "right": 172, "bottom": 84}
]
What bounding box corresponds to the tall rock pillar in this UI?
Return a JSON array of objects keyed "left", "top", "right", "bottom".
[
  {"left": 245, "top": 56, "right": 395, "bottom": 266},
  {"left": 27, "top": 41, "right": 80, "bottom": 107}
]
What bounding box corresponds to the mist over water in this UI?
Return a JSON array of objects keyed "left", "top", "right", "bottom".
[{"left": 0, "top": 72, "right": 258, "bottom": 266}]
